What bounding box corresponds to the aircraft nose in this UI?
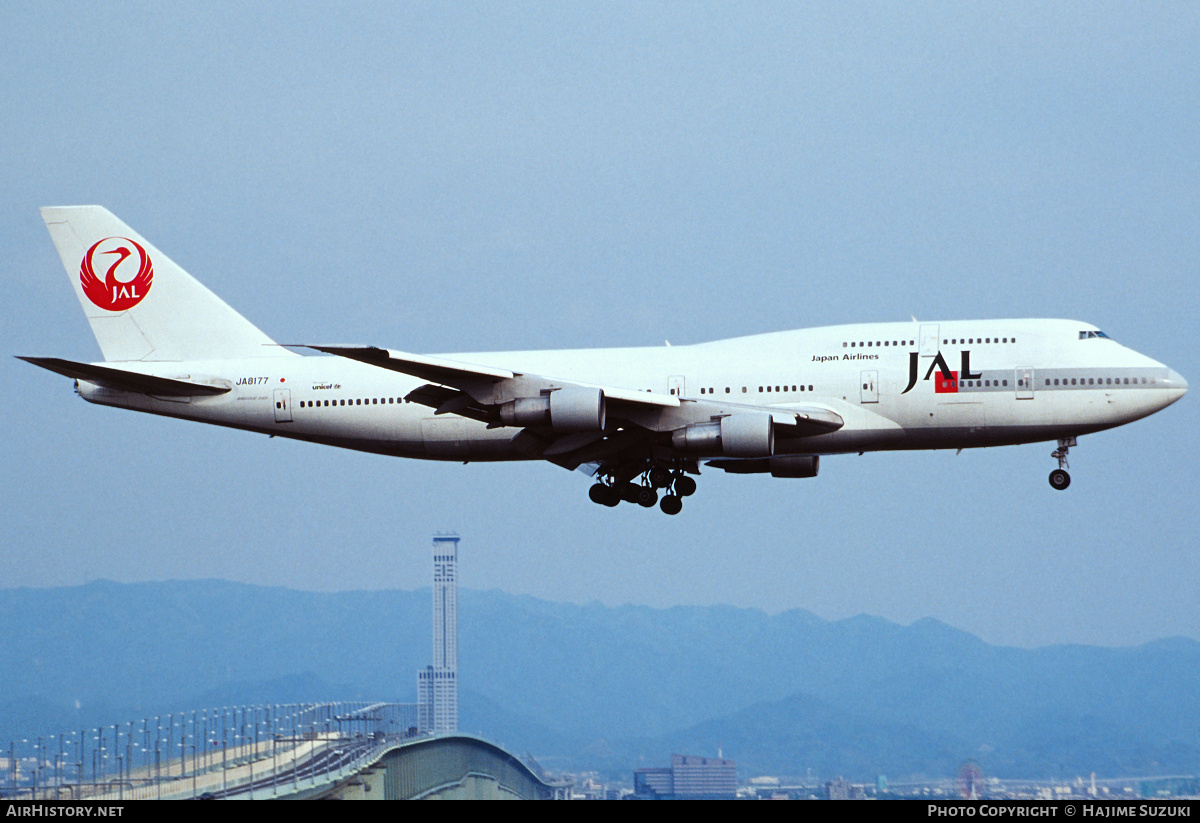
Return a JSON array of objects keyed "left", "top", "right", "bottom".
[{"left": 1161, "top": 368, "right": 1188, "bottom": 405}]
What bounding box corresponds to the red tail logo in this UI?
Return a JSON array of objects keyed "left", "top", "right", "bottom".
[{"left": 80, "top": 237, "right": 154, "bottom": 311}]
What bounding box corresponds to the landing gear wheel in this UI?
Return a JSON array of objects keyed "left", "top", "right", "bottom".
[
  {"left": 589, "top": 483, "right": 619, "bottom": 506},
  {"left": 660, "top": 495, "right": 682, "bottom": 515},
  {"left": 635, "top": 486, "right": 658, "bottom": 508},
  {"left": 648, "top": 467, "right": 672, "bottom": 488},
  {"left": 674, "top": 475, "right": 697, "bottom": 497},
  {"left": 619, "top": 483, "right": 640, "bottom": 504},
  {"left": 1049, "top": 469, "right": 1071, "bottom": 491},
  {"left": 1048, "top": 437, "right": 1075, "bottom": 490},
  {"left": 589, "top": 483, "right": 607, "bottom": 504}
]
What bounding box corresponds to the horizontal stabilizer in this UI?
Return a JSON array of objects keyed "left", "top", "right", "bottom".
[{"left": 18, "top": 357, "right": 231, "bottom": 396}]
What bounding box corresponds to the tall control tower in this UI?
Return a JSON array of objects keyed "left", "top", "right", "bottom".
[{"left": 418, "top": 533, "right": 459, "bottom": 733}]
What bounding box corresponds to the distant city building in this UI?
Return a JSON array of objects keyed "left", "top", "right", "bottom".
[
  {"left": 634, "top": 754, "right": 736, "bottom": 799},
  {"left": 825, "top": 777, "right": 866, "bottom": 800},
  {"left": 633, "top": 768, "right": 674, "bottom": 798},
  {"left": 418, "top": 533, "right": 459, "bottom": 733},
  {"left": 672, "top": 754, "right": 737, "bottom": 798}
]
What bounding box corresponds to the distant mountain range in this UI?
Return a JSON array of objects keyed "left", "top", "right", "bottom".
[{"left": 2, "top": 580, "right": 1196, "bottom": 781}]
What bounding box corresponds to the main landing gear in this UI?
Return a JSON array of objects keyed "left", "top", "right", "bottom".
[
  {"left": 589, "top": 463, "right": 698, "bottom": 515},
  {"left": 1048, "top": 437, "right": 1076, "bottom": 490}
]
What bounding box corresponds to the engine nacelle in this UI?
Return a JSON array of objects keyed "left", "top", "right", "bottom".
[
  {"left": 709, "top": 454, "right": 820, "bottom": 477},
  {"left": 671, "top": 412, "right": 775, "bottom": 457},
  {"left": 499, "top": 387, "right": 606, "bottom": 432},
  {"left": 768, "top": 454, "right": 819, "bottom": 478},
  {"left": 499, "top": 396, "right": 551, "bottom": 427}
]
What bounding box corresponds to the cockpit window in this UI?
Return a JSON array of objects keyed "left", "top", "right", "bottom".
[{"left": 1079, "top": 330, "right": 1111, "bottom": 340}]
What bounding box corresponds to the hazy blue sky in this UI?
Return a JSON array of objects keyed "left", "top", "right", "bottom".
[{"left": 3, "top": 2, "right": 1197, "bottom": 648}]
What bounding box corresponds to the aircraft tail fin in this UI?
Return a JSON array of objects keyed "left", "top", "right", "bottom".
[{"left": 40, "top": 206, "right": 295, "bottom": 362}]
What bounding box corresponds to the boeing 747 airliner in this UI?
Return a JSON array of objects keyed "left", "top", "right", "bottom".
[{"left": 21, "top": 206, "right": 1187, "bottom": 514}]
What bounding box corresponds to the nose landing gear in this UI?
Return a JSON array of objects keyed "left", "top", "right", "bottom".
[{"left": 1048, "top": 437, "right": 1075, "bottom": 490}]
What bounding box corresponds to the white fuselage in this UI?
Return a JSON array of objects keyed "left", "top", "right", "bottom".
[{"left": 74, "top": 318, "right": 1186, "bottom": 464}]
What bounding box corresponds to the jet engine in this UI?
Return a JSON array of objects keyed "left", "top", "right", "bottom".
[
  {"left": 765, "top": 454, "right": 819, "bottom": 478},
  {"left": 670, "top": 412, "right": 775, "bottom": 457},
  {"left": 499, "top": 386, "right": 607, "bottom": 432},
  {"left": 707, "top": 454, "right": 820, "bottom": 477}
]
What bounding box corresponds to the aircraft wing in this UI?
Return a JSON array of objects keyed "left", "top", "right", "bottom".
[
  {"left": 303, "top": 345, "right": 683, "bottom": 412},
  {"left": 305, "top": 344, "right": 843, "bottom": 469},
  {"left": 305, "top": 345, "right": 515, "bottom": 390},
  {"left": 18, "top": 357, "right": 232, "bottom": 396}
]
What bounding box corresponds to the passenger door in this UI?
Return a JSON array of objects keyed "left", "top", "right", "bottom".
[
  {"left": 273, "top": 389, "right": 293, "bottom": 422},
  {"left": 1015, "top": 367, "right": 1034, "bottom": 400},
  {"left": 860, "top": 370, "right": 879, "bottom": 403}
]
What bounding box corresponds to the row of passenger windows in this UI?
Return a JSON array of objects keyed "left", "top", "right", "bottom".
[
  {"left": 1046, "top": 377, "right": 1151, "bottom": 386},
  {"left": 840, "top": 337, "right": 1018, "bottom": 348},
  {"left": 294, "top": 376, "right": 1154, "bottom": 410},
  {"left": 946, "top": 379, "right": 1009, "bottom": 388},
  {"left": 300, "top": 397, "right": 412, "bottom": 408},
  {"left": 843, "top": 339, "right": 914, "bottom": 348},
  {"left": 697, "top": 385, "right": 816, "bottom": 395},
  {"left": 949, "top": 376, "right": 1154, "bottom": 389}
]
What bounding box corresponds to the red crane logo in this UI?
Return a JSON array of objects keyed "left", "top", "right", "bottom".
[{"left": 79, "top": 237, "right": 154, "bottom": 311}]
